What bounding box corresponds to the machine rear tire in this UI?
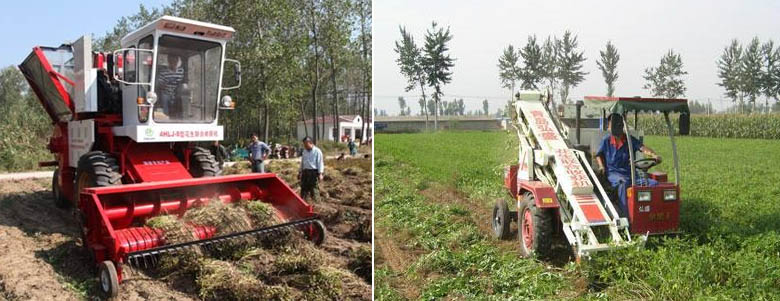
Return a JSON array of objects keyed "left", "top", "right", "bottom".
[
  {"left": 98, "top": 260, "right": 119, "bottom": 297},
  {"left": 189, "top": 147, "right": 220, "bottom": 177},
  {"left": 518, "top": 192, "right": 554, "bottom": 259},
  {"left": 492, "top": 199, "right": 511, "bottom": 239},
  {"left": 52, "top": 168, "right": 69, "bottom": 209}
]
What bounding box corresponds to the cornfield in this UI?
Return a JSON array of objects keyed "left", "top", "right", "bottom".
[{"left": 638, "top": 113, "right": 780, "bottom": 139}]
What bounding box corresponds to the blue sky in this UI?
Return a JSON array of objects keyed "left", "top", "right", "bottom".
[
  {"left": 0, "top": 0, "right": 171, "bottom": 68},
  {"left": 374, "top": 0, "right": 780, "bottom": 114}
]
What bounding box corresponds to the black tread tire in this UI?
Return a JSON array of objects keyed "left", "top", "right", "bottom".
[
  {"left": 518, "top": 192, "right": 554, "bottom": 259},
  {"left": 74, "top": 151, "right": 122, "bottom": 206},
  {"left": 492, "top": 199, "right": 511, "bottom": 239},
  {"left": 306, "top": 219, "right": 327, "bottom": 246},
  {"left": 98, "top": 260, "right": 119, "bottom": 297},
  {"left": 52, "top": 168, "right": 70, "bottom": 209},
  {"left": 189, "top": 146, "right": 220, "bottom": 177}
]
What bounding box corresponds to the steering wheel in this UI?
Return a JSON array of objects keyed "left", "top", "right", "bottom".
[{"left": 634, "top": 158, "right": 659, "bottom": 171}]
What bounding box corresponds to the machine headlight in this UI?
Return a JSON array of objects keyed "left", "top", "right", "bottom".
[
  {"left": 664, "top": 190, "right": 677, "bottom": 201},
  {"left": 221, "top": 95, "right": 234, "bottom": 108},
  {"left": 638, "top": 191, "right": 652, "bottom": 202},
  {"left": 145, "top": 91, "right": 157, "bottom": 104}
]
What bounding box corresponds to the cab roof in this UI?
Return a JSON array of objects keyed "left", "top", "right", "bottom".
[
  {"left": 583, "top": 96, "right": 690, "bottom": 114},
  {"left": 121, "top": 16, "right": 235, "bottom": 46}
]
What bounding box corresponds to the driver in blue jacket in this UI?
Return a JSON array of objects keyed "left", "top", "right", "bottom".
[{"left": 596, "top": 113, "right": 662, "bottom": 217}]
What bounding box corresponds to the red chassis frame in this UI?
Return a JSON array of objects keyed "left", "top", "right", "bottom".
[
  {"left": 505, "top": 165, "right": 680, "bottom": 235},
  {"left": 626, "top": 172, "right": 680, "bottom": 235}
]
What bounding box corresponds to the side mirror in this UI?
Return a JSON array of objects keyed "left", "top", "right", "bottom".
[
  {"left": 679, "top": 113, "right": 690, "bottom": 135},
  {"left": 222, "top": 59, "right": 241, "bottom": 90},
  {"left": 112, "top": 48, "right": 153, "bottom": 86}
]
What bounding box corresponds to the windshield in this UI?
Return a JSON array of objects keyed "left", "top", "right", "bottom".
[{"left": 153, "top": 35, "right": 222, "bottom": 123}]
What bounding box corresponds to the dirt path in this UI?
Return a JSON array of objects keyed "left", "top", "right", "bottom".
[
  {"left": 0, "top": 157, "right": 372, "bottom": 300},
  {"left": 0, "top": 179, "right": 194, "bottom": 300}
]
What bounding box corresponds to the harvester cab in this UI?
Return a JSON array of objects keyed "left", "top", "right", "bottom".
[
  {"left": 18, "top": 16, "right": 324, "bottom": 297},
  {"left": 493, "top": 91, "right": 688, "bottom": 261},
  {"left": 577, "top": 96, "right": 690, "bottom": 235}
]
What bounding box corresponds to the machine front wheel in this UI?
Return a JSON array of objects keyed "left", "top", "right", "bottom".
[
  {"left": 492, "top": 199, "right": 511, "bottom": 239},
  {"left": 98, "top": 260, "right": 119, "bottom": 297},
  {"left": 518, "top": 193, "right": 554, "bottom": 259},
  {"left": 306, "top": 220, "right": 327, "bottom": 246},
  {"left": 189, "top": 147, "right": 220, "bottom": 177},
  {"left": 52, "top": 168, "right": 69, "bottom": 209}
]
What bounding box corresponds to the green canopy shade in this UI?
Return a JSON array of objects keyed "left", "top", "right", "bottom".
[{"left": 583, "top": 96, "right": 690, "bottom": 115}]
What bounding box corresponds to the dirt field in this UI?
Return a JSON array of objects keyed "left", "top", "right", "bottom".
[{"left": 0, "top": 157, "right": 371, "bottom": 300}]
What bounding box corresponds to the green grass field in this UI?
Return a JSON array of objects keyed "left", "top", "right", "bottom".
[{"left": 375, "top": 131, "right": 780, "bottom": 300}]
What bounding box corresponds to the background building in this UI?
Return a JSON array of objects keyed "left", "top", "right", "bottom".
[{"left": 297, "top": 115, "right": 373, "bottom": 142}]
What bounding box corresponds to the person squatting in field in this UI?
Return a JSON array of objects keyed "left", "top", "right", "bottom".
[
  {"left": 299, "top": 136, "right": 324, "bottom": 201},
  {"left": 596, "top": 113, "right": 662, "bottom": 217},
  {"left": 210, "top": 140, "right": 229, "bottom": 170},
  {"left": 247, "top": 133, "right": 271, "bottom": 173}
]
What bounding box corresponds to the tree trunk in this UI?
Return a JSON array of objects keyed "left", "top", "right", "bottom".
[
  {"left": 330, "top": 56, "right": 339, "bottom": 141},
  {"left": 359, "top": 3, "right": 369, "bottom": 142},
  {"left": 420, "top": 80, "right": 428, "bottom": 130},
  {"left": 309, "top": 2, "right": 320, "bottom": 144},
  {"left": 262, "top": 80, "right": 270, "bottom": 142},
  {"left": 434, "top": 100, "right": 439, "bottom": 130},
  {"left": 300, "top": 97, "right": 309, "bottom": 138}
]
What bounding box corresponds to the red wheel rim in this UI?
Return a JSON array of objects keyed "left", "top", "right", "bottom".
[{"left": 522, "top": 208, "right": 534, "bottom": 250}]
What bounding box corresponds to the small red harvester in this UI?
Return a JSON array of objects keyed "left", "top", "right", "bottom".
[
  {"left": 493, "top": 91, "right": 690, "bottom": 260},
  {"left": 18, "top": 16, "right": 325, "bottom": 296}
]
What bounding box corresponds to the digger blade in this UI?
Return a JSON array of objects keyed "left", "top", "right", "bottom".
[{"left": 125, "top": 217, "right": 319, "bottom": 267}]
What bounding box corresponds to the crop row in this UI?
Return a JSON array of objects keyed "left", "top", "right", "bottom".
[{"left": 637, "top": 113, "right": 780, "bottom": 139}]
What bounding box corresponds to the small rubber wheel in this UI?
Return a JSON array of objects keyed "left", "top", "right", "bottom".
[
  {"left": 52, "top": 168, "right": 70, "bottom": 209},
  {"left": 306, "top": 220, "right": 327, "bottom": 246},
  {"left": 492, "top": 199, "right": 511, "bottom": 239},
  {"left": 518, "top": 193, "right": 554, "bottom": 259},
  {"left": 98, "top": 260, "right": 119, "bottom": 297}
]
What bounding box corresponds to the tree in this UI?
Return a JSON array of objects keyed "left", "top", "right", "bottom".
[
  {"left": 643, "top": 49, "right": 687, "bottom": 98},
  {"left": 94, "top": 4, "right": 172, "bottom": 51},
  {"left": 596, "top": 41, "right": 619, "bottom": 97},
  {"left": 354, "top": 0, "right": 371, "bottom": 141},
  {"left": 518, "top": 35, "right": 544, "bottom": 90},
  {"left": 541, "top": 36, "right": 559, "bottom": 97},
  {"left": 741, "top": 37, "right": 763, "bottom": 113},
  {"left": 555, "top": 31, "right": 587, "bottom": 103},
  {"left": 762, "top": 40, "right": 780, "bottom": 113},
  {"left": 422, "top": 21, "right": 455, "bottom": 130},
  {"left": 418, "top": 98, "right": 426, "bottom": 115},
  {"left": 497, "top": 44, "right": 521, "bottom": 97},
  {"left": 322, "top": 0, "right": 352, "bottom": 140},
  {"left": 717, "top": 39, "right": 743, "bottom": 109},
  {"left": 482, "top": 99, "right": 489, "bottom": 115},
  {"left": 395, "top": 26, "right": 429, "bottom": 127},
  {"left": 457, "top": 98, "right": 465, "bottom": 115},
  {"left": 397, "top": 96, "right": 407, "bottom": 116}
]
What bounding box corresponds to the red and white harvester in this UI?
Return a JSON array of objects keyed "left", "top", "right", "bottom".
[
  {"left": 493, "top": 91, "right": 689, "bottom": 260},
  {"left": 19, "top": 16, "right": 324, "bottom": 296}
]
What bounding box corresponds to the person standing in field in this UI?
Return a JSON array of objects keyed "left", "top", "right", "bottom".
[
  {"left": 298, "top": 136, "right": 324, "bottom": 201},
  {"left": 247, "top": 133, "right": 271, "bottom": 173},
  {"left": 348, "top": 138, "right": 357, "bottom": 156},
  {"left": 209, "top": 140, "right": 229, "bottom": 170}
]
